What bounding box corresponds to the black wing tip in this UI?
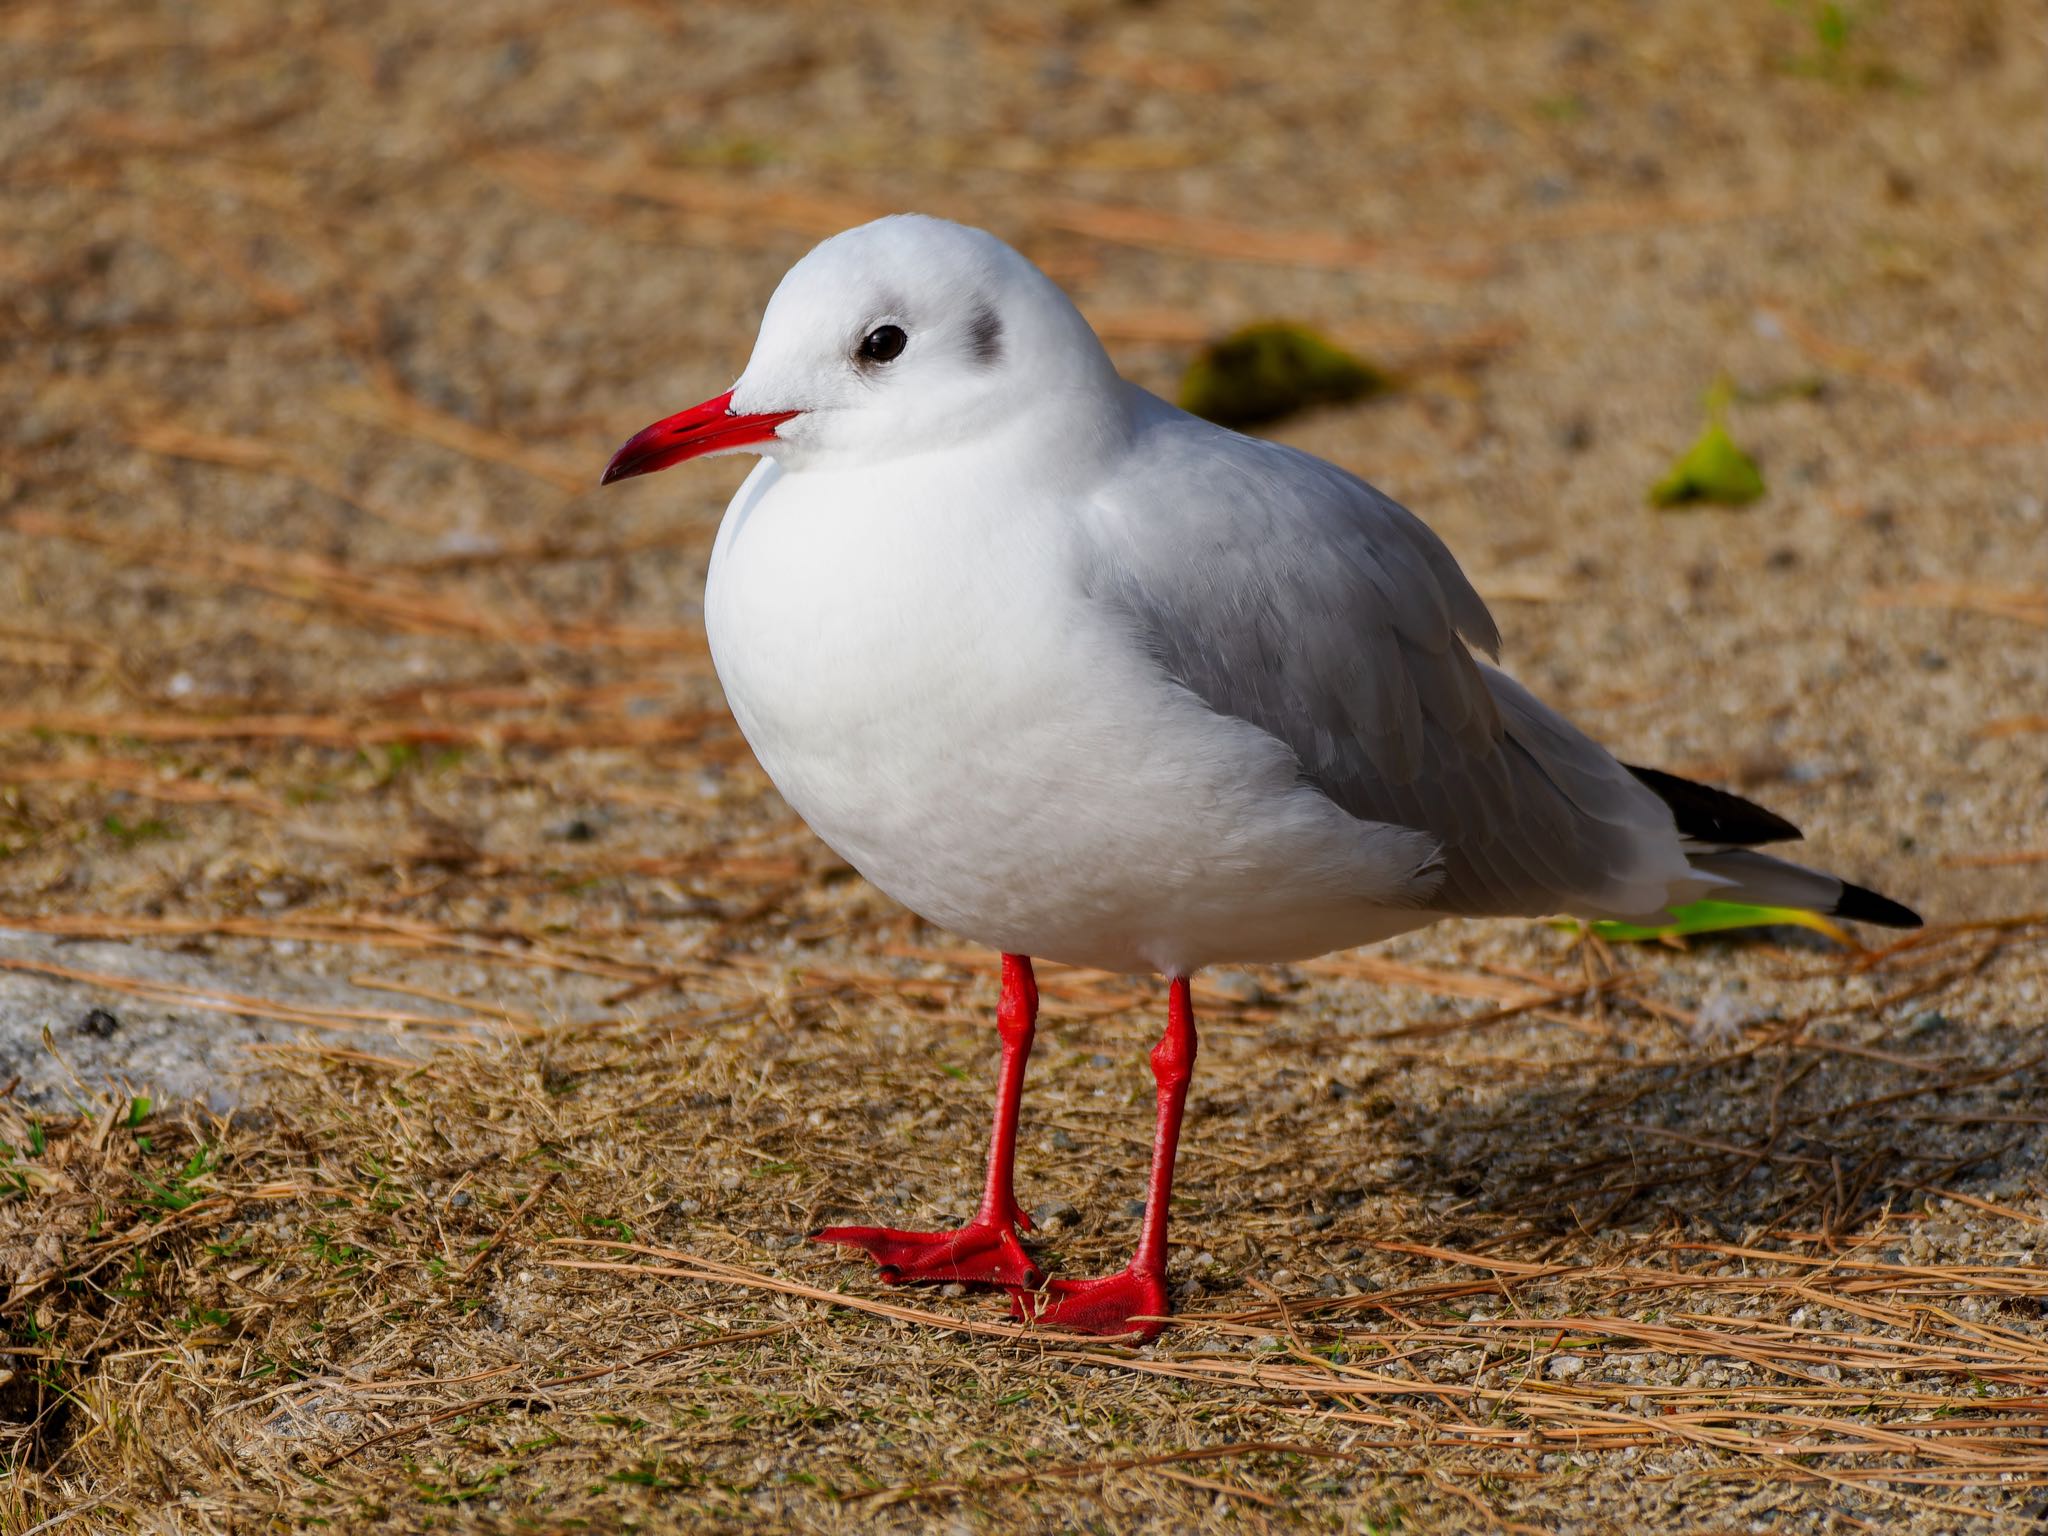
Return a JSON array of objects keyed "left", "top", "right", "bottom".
[
  {"left": 1625, "top": 763, "right": 1804, "bottom": 847},
  {"left": 1833, "top": 882, "right": 1923, "bottom": 929}
]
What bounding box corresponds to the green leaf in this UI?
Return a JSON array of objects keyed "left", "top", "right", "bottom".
[
  {"left": 1180, "top": 322, "right": 1391, "bottom": 429},
  {"left": 103, "top": 814, "right": 178, "bottom": 846},
  {"left": 1569, "top": 899, "right": 1852, "bottom": 946},
  {"left": 1649, "top": 421, "right": 1766, "bottom": 508}
]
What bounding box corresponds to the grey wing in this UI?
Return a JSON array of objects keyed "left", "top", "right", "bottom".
[{"left": 1077, "top": 392, "right": 1694, "bottom": 921}]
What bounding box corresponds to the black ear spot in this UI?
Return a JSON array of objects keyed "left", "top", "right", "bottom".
[{"left": 968, "top": 305, "right": 1003, "bottom": 365}]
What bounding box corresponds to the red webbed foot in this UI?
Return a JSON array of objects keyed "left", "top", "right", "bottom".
[
  {"left": 812, "top": 1213, "right": 1043, "bottom": 1289},
  {"left": 814, "top": 954, "right": 1047, "bottom": 1291},
  {"left": 1009, "top": 1266, "right": 1170, "bottom": 1339}
]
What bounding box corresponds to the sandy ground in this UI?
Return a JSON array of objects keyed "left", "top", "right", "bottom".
[{"left": 3, "top": 0, "right": 2047, "bottom": 1530}]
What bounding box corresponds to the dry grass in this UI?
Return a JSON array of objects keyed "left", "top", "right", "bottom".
[
  {"left": 8, "top": 909, "right": 2048, "bottom": 1531},
  {"left": 4, "top": 0, "right": 2047, "bottom": 1530}
]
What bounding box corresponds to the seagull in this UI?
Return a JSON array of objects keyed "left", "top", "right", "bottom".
[{"left": 601, "top": 214, "right": 1920, "bottom": 1338}]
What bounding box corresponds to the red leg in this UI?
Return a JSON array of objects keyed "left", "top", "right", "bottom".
[
  {"left": 813, "top": 953, "right": 1043, "bottom": 1288},
  {"left": 1011, "top": 974, "right": 1197, "bottom": 1340}
]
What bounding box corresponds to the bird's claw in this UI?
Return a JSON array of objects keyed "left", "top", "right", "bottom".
[
  {"left": 811, "top": 1216, "right": 1043, "bottom": 1289},
  {"left": 1008, "top": 1266, "right": 1170, "bottom": 1339}
]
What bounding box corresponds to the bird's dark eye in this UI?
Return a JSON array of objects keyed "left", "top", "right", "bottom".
[{"left": 858, "top": 324, "right": 907, "bottom": 364}]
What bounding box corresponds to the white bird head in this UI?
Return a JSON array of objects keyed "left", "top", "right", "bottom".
[{"left": 602, "top": 214, "right": 1123, "bottom": 482}]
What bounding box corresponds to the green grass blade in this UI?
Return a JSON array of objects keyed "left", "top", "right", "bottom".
[{"left": 1567, "top": 899, "right": 1853, "bottom": 946}]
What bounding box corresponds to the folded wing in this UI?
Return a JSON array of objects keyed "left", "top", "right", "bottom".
[{"left": 1077, "top": 392, "right": 1704, "bottom": 922}]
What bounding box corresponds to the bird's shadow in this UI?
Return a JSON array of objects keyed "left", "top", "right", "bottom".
[{"left": 1366, "top": 1015, "right": 2048, "bottom": 1249}]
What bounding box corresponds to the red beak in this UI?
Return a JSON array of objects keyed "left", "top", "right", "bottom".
[{"left": 600, "top": 390, "right": 799, "bottom": 485}]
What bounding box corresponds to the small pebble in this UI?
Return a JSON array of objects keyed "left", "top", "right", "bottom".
[{"left": 1206, "top": 970, "right": 1267, "bottom": 1005}]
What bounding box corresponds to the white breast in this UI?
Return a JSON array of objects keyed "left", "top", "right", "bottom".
[{"left": 703, "top": 457, "right": 1440, "bottom": 975}]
